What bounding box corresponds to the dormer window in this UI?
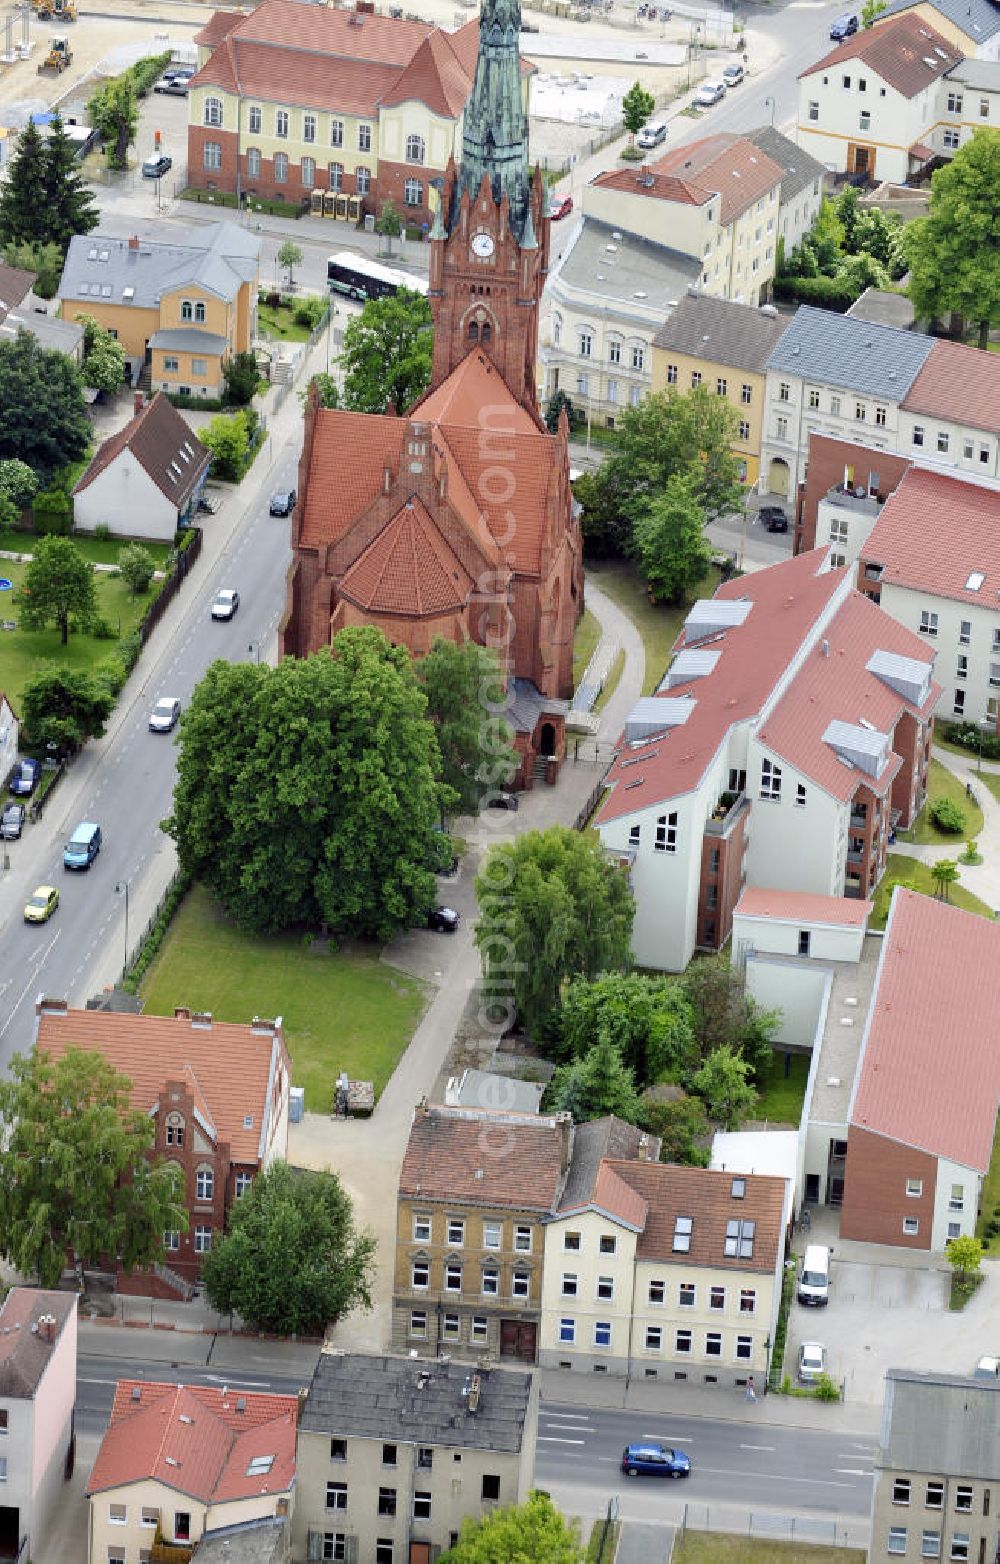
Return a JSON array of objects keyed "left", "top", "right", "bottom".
[
  {"left": 673, "top": 1215, "right": 692, "bottom": 1253},
  {"left": 166, "top": 1112, "right": 185, "bottom": 1148}
]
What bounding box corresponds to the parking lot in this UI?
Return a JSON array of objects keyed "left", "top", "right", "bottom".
[{"left": 786, "top": 1245, "right": 1000, "bottom": 1404}]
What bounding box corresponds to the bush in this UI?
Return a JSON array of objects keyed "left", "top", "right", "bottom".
[
  {"left": 32, "top": 488, "right": 73, "bottom": 535},
  {"left": 119, "top": 630, "right": 142, "bottom": 676},
  {"left": 93, "top": 523, "right": 111, "bottom": 542},
  {"left": 117, "top": 542, "right": 156, "bottom": 595},
  {"left": 813, "top": 1372, "right": 841, "bottom": 1402},
  {"left": 164, "top": 391, "right": 225, "bottom": 412},
  {"left": 942, "top": 720, "right": 1000, "bottom": 763},
  {"left": 773, "top": 273, "right": 859, "bottom": 312},
  {"left": 122, "top": 871, "right": 191, "bottom": 991},
  {"left": 90, "top": 616, "right": 118, "bottom": 640},
  {"left": 929, "top": 795, "right": 966, "bottom": 834}
]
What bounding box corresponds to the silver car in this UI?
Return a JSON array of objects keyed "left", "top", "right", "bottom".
[
  {"left": 798, "top": 1341, "right": 827, "bottom": 1382},
  {"left": 149, "top": 697, "right": 182, "bottom": 733},
  {"left": 694, "top": 80, "right": 726, "bottom": 107}
]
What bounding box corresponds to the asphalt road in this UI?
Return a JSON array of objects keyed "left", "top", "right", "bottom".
[
  {"left": 534, "top": 1400, "right": 875, "bottom": 1521},
  {"left": 0, "top": 442, "right": 300, "bottom": 1070},
  {"left": 76, "top": 1347, "right": 318, "bottom": 1435}
]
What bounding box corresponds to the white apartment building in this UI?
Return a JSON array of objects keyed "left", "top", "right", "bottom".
[
  {"left": 594, "top": 550, "right": 939, "bottom": 972},
  {"left": 872, "top": 0, "right": 1000, "bottom": 60},
  {"left": 745, "top": 125, "right": 827, "bottom": 252},
  {"left": 796, "top": 13, "right": 964, "bottom": 182}
]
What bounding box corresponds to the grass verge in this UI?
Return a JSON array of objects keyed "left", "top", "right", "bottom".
[
  {"left": 673, "top": 1535, "right": 865, "bottom": 1563},
  {"left": 976, "top": 1116, "right": 1000, "bottom": 1256},
  {"left": 0, "top": 529, "right": 172, "bottom": 570},
  {"left": 872, "top": 854, "right": 996, "bottom": 927},
  {"left": 756, "top": 1051, "right": 810, "bottom": 1126},
  {"left": 949, "top": 1271, "right": 984, "bottom": 1311},
  {"left": 593, "top": 646, "right": 626, "bottom": 715},
  {"left": 897, "top": 757, "right": 983, "bottom": 844},
  {"left": 257, "top": 300, "right": 321, "bottom": 342},
  {"left": 139, "top": 882, "right": 429, "bottom": 1111},
  {"left": 586, "top": 1517, "right": 621, "bottom": 1563},
  {"left": 585, "top": 558, "right": 722, "bottom": 695},
  {"left": 572, "top": 606, "right": 601, "bottom": 690}
]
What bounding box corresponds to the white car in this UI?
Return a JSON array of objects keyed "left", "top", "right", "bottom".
[
  {"left": 798, "top": 1341, "right": 827, "bottom": 1382},
  {"left": 637, "top": 122, "right": 667, "bottom": 150},
  {"left": 149, "top": 697, "right": 181, "bottom": 733},
  {"left": 211, "top": 589, "right": 240, "bottom": 621},
  {"left": 694, "top": 80, "right": 726, "bottom": 107}
]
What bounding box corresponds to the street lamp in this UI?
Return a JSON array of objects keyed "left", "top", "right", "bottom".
[
  {"left": 687, "top": 23, "right": 702, "bottom": 90},
  {"left": 764, "top": 95, "right": 776, "bottom": 126},
  {"left": 115, "top": 881, "right": 129, "bottom": 978}
]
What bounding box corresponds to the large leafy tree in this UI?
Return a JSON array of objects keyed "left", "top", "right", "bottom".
[
  {"left": 20, "top": 665, "right": 114, "bottom": 754},
  {"left": 0, "top": 1048, "right": 187, "bottom": 1287},
  {"left": 475, "top": 826, "right": 634, "bottom": 1035},
  {"left": 0, "top": 121, "right": 49, "bottom": 249},
  {"left": 417, "top": 637, "right": 517, "bottom": 811},
  {"left": 556, "top": 971, "right": 698, "bottom": 1087},
  {"left": 341, "top": 287, "right": 433, "bottom": 414},
  {"left": 547, "top": 1035, "right": 642, "bottom": 1124},
  {"left": 2, "top": 239, "right": 63, "bottom": 299},
  {"left": 0, "top": 458, "right": 39, "bottom": 512},
  {"left": 88, "top": 73, "right": 138, "bottom": 170},
  {"left": 622, "top": 80, "right": 655, "bottom": 142},
  {"left": 441, "top": 1492, "right": 584, "bottom": 1564},
  {"left": 78, "top": 313, "right": 126, "bottom": 395},
  {"left": 572, "top": 468, "right": 630, "bottom": 559},
  {"left": 907, "top": 131, "right": 1000, "bottom": 349},
  {"left": 201, "top": 1162, "right": 375, "bottom": 1335},
  {"left": 633, "top": 469, "right": 711, "bottom": 605},
  {"left": 640, "top": 1093, "right": 711, "bottom": 1166},
  {"left": 0, "top": 332, "right": 89, "bottom": 477},
  {"left": 602, "top": 383, "right": 743, "bottom": 545},
  {"left": 19, "top": 535, "right": 97, "bottom": 646},
  {"left": 681, "top": 952, "right": 779, "bottom": 1083},
  {"left": 689, "top": 1044, "right": 758, "bottom": 1130},
  {"left": 166, "top": 628, "right": 450, "bottom": 937},
  {"left": 41, "top": 112, "right": 100, "bottom": 249}
]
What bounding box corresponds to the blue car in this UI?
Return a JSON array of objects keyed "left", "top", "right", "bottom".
[
  {"left": 9, "top": 757, "right": 41, "bottom": 797},
  {"left": 621, "top": 1442, "right": 691, "bottom": 1478}
]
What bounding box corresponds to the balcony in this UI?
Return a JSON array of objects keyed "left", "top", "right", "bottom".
[
  {"left": 705, "top": 791, "right": 748, "bottom": 837},
  {"left": 849, "top": 807, "right": 867, "bottom": 828},
  {"left": 825, "top": 482, "right": 884, "bottom": 518}
]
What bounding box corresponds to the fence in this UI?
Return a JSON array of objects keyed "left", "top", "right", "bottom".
[
  {"left": 118, "top": 867, "right": 187, "bottom": 989},
  {"left": 678, "top": 1503, "right": 869, "bottom": 1551},
  {"left": 27, "top": 759, "right": 68, "bottom": 824},
  {"left": 137, "top": 526, "right": 203, "bottom": 646}
]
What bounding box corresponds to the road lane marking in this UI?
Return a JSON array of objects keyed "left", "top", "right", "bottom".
[
  {"left": 537, "top": 1436, "right": 586, "bottom": 1445},
  {"left": 698, "top": 1465, "right": 860, "bottom": 1489},
  {"left": 0, "top": 927, "right": 62, "bottom": 1039},
  {"left": 740, "top": 1443, "right": 776, "bottom": 1451},
  {"left": 836, "top": 1467, "right": 872, "bottom": 1476},
  {"left": 544, "top": 1411, "right": 595, "bottom": 1421}
]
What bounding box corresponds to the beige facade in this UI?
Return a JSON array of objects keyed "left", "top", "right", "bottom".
[
  {"left": 91, "top": 1481, "right": 291, "bottom": 1564},
  {"left": 539, "top": 1209, "right": 640, "bottom": 1373},
  {"left": 650, "top": 346, "right": 769, "bottom": 487}
]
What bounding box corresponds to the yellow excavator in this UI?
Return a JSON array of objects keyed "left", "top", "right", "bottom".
[
  {"left": 33, "top": 0, "right": 77, "bottom": 22},
  {"left": 37, "top": 34, "right": 73, "bottom": 71}
]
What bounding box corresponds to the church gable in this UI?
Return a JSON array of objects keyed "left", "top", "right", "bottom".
[{"left": 339, "top": 497, "right": 474, "bottom": 617}]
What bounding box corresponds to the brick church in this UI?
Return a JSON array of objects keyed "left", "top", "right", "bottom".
[{"left": 279, "top": 0, "right": 584, "bottom": 783}]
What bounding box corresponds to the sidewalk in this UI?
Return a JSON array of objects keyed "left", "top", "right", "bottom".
[{"left": 887, "top": 744, "right": 1000, "bottom": 912}]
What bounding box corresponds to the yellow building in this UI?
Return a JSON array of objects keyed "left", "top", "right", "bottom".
[
  {"left": 651, "top": 292, "right": 788, "bottom": 487},
  {"left": 57, "top": 222, "right": 259, "bottom": 398}
]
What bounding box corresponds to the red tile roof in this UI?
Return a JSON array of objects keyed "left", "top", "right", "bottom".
[
  {"left": 193, "top": 7, "right": 241, "bottom": 47},
  {"left": 73, "top": 391, "right": 210, "bottom": 509},
  {"left": 592, "top": 1162, "right": 649, "bottom": 1229},
  {"left": 88, "top": 1382, "right": 298, "bottom": 1502},
  {"left": 861, "top": 466, "right": 1000, "bottom": 608},
  {"left": 900, "top": 337, "right": 1000, "bottom": 432},
  {"left": 195, "top": 37, "right": 405, "bottom": 116},
  {"left": 647, "top": 133, "right": 785, "bottom": 224},
  {"left": 590, "top": 166, "right": 711, "bottom": 209},
  {"left": 735, "top": 888, "right": 873, "bottom": 927},
  {"left": 339, "top": 496, "right": 473, "bottom": 615},
  {"left": 414, "top": 347, "right": 542, "bottom": 436},
  {"left": 0, "top": 1289, "right": 76, "bottom": 1399},
  {"left": 606, "top": 1160, "right": 786, "bottom": 1273},
  {"left": 381, "top": 29, "right": 473, "bottom": 117},
  {"left": 759, "top": 588, "right": 940, "bottom": 803},
  {"left": 398, "top": 1104, "right": 568, "bottom": 1212},
  {"left": 35, "top": 1004, "right": 288, "bottom": 1164},
  {"left": 300, "top": 412, "right": 407, "bottom": 551},
  {"left": 850, "top": 889, "right": 1000, "bottom": 1169},
  {"left": 799, "top": 13, "right": 961, "bottom": 97},
  {"left": 597, "top": 551, "right": 846, "bottom": 825}
]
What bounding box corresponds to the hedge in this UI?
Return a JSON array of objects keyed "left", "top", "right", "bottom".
[
  {"left": 773, "top": 273, "right": 860, "bottom": 312},
  {"left": 941, "top": 720, "right": 1000, "bottom": 763},
  {"left": 122, "top": 871, "right": 192, "bottom": 993}
]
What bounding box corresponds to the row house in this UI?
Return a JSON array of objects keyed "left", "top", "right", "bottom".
[
  {"left": 293, "top": 1353, "right": 535, "bottom": 1564},
  {"left": 539, "top": 131, "right": 784, "bottom": 426},
  {"left": 873, "top": 0, "right": 1000, "bottom": 60},
  {"left": 34, "top": 999, "right": 290, "bottom": 1295},
  {"left": 87, "top": 1382, "right": 297, "bottom": 1564},
  {"left": 0, "top": 1290, "right": 77, "bottom": 1564},
  {"left": 651, "top": 291, "right": 788, "bottom": 487},
  {"left": 795, "top": 13, "right": 965, "bottom": 183},
  {"left": 744, "top": 125, "right": 826, "bottom": 253},
  {"left": 538, "top": 1153, "right": 787, "bottom": 1387},
  {"left": 187, "top": 0, "right": 529, "bottom": 226},
  {"left": 594, "top": 550, "right": 939, "bottom": 972}
]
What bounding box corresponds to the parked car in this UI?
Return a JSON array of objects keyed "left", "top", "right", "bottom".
[
  {"left": 142, "top": 153, "right": 173, "bottom": 179},
  {"left": 9, "top": 757, "right": 41, "bottom": 797},
  {"left": 798, "top": 1341, "right": 827, "bottom": 1382},
  {"left": 758, "top": 505, "right": 789, "bottom": 532},
  {"left": 722, "top": 61, "right": 745, "bottom": 86},
  {"left": 637, "top": 121, "right": 667, "bottom": 149},
  {"left": 163, "top": 63, "right": 195, "bottom": 80},
  {"left": 153, "top": 75, "right": 190, "bottom": 94},
  {"left": 269, "top": 488, "right": 297, "bottom": 517},
  {"left": 694, "top": 80, "right": 726, "bottom": 107},
  {"left": 621, "top": 1443, "right": 691, "bottom": 1478},
  {"left": 428, "top": 905, "right": 460, "bottom": 932},
  {"left": 548, "top": 194, "right": 574, "bottom": 221},
  {"left": 1, "top": 801, "right": 25, "bottom": 839},
  {"left": 24, "top": 884, "right": 59, "bottom": 923},
  {"left": 486, "top": 790, "right": 519, "bottom": 812},
  {"left": 829, "top": 11, "right": 858, "bottom": 37},
  {"left": 973, "top": 1357, "right": 1000, "bottom": 1380},
  {"left": 149, "top": 696, "right": 182, "bottom": 733},
  {"left": 211, "top": 589, "right": 240, "bottom": 621}
]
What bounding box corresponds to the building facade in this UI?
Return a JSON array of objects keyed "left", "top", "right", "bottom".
[
  {"left": 744, "top": 126, "right": 826, "bottom": 253},
  {"left": 594, "top": 551, "right": 939, "bottom": 971},
  {"left": 0, "top": 691, "right": 18, "bottom": 787},
  {"left": 34, "top": 1000, "right": 290, "bottom": 1293},
  {"left": 72, "top": 391, "right": 210, "bottom": 541},
  {"left": 650, "top": 292, "right": 787, "bottom": 486},
  {"left": 0, "top": 1290, "right": 77, "bottom": 1564},
  {"left": 872, "top": 0, "right": 1000, "bottom": 60},
  {"left": 293, "top": 1354, "right": 535, "bottom": 1564}
]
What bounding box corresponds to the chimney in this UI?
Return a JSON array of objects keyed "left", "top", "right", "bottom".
[
  {"left": 36, "top": 997, "right": 68, "bottom": 1017},
  {"left": 638, "top": 1133, "right": 652, "bottom": 1162},
  {"left": 134, "top": 391, "right": 144, "bottom": 415},
  {"left": 174, "top": 1006, "right": 192, "bottom": 1021},
  {"left": 128, "top": 234, "right": 140, "bottom": 250},
  {"left": 556, "top": 1111, "right": 573, "bottom": 1175}
]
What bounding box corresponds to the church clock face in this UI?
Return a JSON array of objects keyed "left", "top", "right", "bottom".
[{"left": 471, "top": 231, "right": 495, "bottom": 259}]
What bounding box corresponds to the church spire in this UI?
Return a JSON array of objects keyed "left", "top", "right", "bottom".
[{"left": 455, "top": 0, "right": 531, "bottom": 242}]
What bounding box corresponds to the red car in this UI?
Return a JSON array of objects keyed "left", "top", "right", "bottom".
[{"left": 548, "top": 194, "right": 574, "bottom": 221}]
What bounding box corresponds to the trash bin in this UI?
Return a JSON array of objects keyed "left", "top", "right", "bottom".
[{"left": 289, "top": 1086, "right": 305, "bottom": 1123}]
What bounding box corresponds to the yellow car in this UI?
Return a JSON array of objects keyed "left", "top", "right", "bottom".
[{"left": 24, "top": 885, "right": 59, "bottom": 923}]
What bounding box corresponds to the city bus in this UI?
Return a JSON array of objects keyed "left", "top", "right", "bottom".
[{"left": 326, "top": 251, "right": 429, "bottom": 303}]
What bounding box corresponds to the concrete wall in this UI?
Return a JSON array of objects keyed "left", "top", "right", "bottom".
[
  {"left": 73, "top": 455, "right": 176, "bottom": 542},
  {"left": 876, "top": 581, "right": 999, "bottom": 728},
  {"left": 930, "top": 1155, "right": 979, "bottom": 1251},
  {"left": 31, "top": 1305, "right": 77, "bottom": 1551},
  {"left": 796, "top": 69, "right": 924, "bottom": 183},
  {"left": 896, "top": 407, "right": 1000, "bottom": 482},
  {"left": 0, "top": 695, "right": 19, "bottom": 786},
  {"left": 742, "top": 956, "right": 832, "bottom": 1048},
  {"left": 745, "top": 739, "right": 846, "bottom": 897},
  {"left": 582, "top": 183, "right": 712, "bottom": 256},
  {"left": 735, "top": 915, "right": 867, "bottom": 968}
]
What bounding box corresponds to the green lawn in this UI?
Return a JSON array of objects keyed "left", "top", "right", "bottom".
[
  {"left": 898, "top": 756, "right": 984, "bottom": 844},
  {"left": 572, "top": 606, "right": 601, "bottom": 689},
  {"left": 585, "top": 558, "right": 722, "bottom": 695},
  {"left": 673, "top": 1536, "right": 864, "bottom": 1564},
  {"left": 757, "top": 1051, "right": 810, "bottom": 1126},
  {"left": 593, "top": 646, "right": 625, "bottom": 715},
  {"left": 0, "top": 529, "right": 172, "bottom": 570},
  {"left": 976, "top": 1116, "right": 1000, "bottom": 1255},
  {"left": 257, "top": 299, "right": 323, "bottom": 342},
  {"left": 872, "top": 853, "right": 996, "bottom": 928},
  {"left": 0, "top": 555, "right": 164, "bottom": 706},
  {"left": 139, "top": 883, "right": 430, "bottom": 1112}
]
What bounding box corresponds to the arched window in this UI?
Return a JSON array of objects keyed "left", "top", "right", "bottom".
[
  {"left": 204, "top": 97, "right": 223, "bottom": 127},
  {"left": 274, "top": 152, "right": 288, "bottom": 184},
  {"left": 405, "top": 133, "right": 425, "bottom": 164},
  {"left": 468, "top": 320, "right": 479, "bottom": 341},
  {"left": 481, "top": 321, "right": 492, "bottom": 343},
  {"left": 196, "top": 1166, "right": 214, "bottom": 1202},
  {"left": 403, "top": 178, "right": 423, "bottom": 207},
  {"left": 301, "top": 156, "right": 315, "bottom": 188},
  {"left": 328, "top": 162, "right": 343, "bottom": 191},
  {"left": 194, "top": 302, "right": 206, "bottom": 323},
  {"left": 165, "top": 1112, "right": 185, "bottom": 1147}
]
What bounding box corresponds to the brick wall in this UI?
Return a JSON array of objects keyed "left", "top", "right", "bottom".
[
  {"left": 795, "top": 435, "right": 910, "bottom": 555},
  {"left": 840, "top": 1125, "right": 937, "bottom": 1248}
]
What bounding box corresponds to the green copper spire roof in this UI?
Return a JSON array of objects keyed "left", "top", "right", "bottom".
[{"left": 455, "top": 0, "right": 531, "bottom": 242}]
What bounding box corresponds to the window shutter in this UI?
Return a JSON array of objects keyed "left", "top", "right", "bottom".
[{"left": 307, "top": 1529, "right": 322, "bottom": 1562}]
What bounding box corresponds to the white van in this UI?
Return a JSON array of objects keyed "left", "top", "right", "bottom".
[{"left": 798, "top": 1244, "right": 831, "bottom": 1306}]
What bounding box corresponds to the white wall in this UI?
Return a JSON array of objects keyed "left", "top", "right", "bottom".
[
  {"left": 930, "top": 1156, "right": 979, "bottom": 1250},
  {"left": 743, "top": 955, "right": 841, "bottom": 1048},
  {"left": 896, "top": 408, "right": 1000, "bottom": 481},
  {"left": 582, "top": 182, "right": 712, "bottom": 257},
  {"left": 760, "top": 367, "right": 902, "bottom": 497},
  {"left": 778, "top": 177, "right": 823, "bottom": 252},
  {"left": 735, "top": 914, "right": 867, "bottom": 966},
  {"left": 797, "top": 69, "right": 925, "bottom": 182},
  {"left": 0, "top": 694, "right": 19, "bottom": 786},
  {"left": 73, "top": 455, "right": 177, "bottom": 542},
  {"left": 875, "top": 582, "right": 998, "bottom": 728},
  {"left": 744, "top": 739, "right": 847, "bottom": 897}
]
